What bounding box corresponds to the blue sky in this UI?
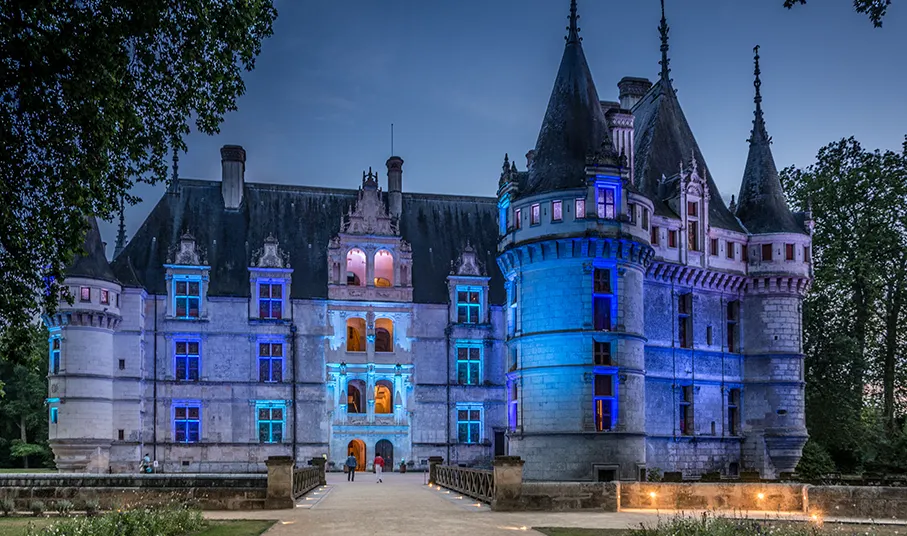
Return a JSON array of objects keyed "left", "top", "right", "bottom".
[{"left": 102, "top": 0, "right": 906, "bottom": 253}]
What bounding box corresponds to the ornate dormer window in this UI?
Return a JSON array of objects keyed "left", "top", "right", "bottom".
[
  {"left": 679, "top": 152, "right": 710, "bottom": 255},
  {"left": 249, "top": 235, "right": 292, "bottom": 321},
  {"left": 327, "top": 167, "right": 413, "bottom": 302},
  {"left": 447, "top": 243, "right": 491, "bottom": 326},
  {"left": 164, "top": 232, "right": 210, "bottom": 320}
]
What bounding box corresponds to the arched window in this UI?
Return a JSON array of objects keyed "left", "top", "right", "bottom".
[
  {"left": 374, "top": 250, "right": 394, "bottom": 287},
  {"left": 375, "top": 380, "right": 394, "bottom": 414},
  {"left": 346, "top": 248, "right": 366, "bottom": 286},
  {"left": 375, "top": 318, "right": 393, "bottom": 353},
  {"left": 346, "top": 318, "right": 366, "bottom": 352},
  {"left": 347, "top": 380, "right": 365, "bottom": 414}
]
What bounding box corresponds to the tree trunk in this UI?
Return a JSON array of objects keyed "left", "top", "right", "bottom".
[
  {"left": 19, "top": 415, "right": 28, "bottom": 469},
  {"left": 852, "top": 280, "right": 870, "bottom": 407},
  {"left": 883, "top": 255, "right": 907, "bottom": 434}
]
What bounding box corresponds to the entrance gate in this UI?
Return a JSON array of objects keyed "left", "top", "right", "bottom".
[
  {"left": 347, "top": 439, "right": 366, "bottom": 471},
  {"left": 375, "top": 439, "right": 393, "bottom": 470}
]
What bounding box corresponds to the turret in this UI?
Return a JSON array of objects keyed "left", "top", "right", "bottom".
[
  {"left": 44, "top": 216, "right": 121, "bottom": 472},
  {"left": 386, "top": 156, "right": 404, "bottom": 220},
  {"left": 221, "top": 145, "right": 246, "bottom": 209}
]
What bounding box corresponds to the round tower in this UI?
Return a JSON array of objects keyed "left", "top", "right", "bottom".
[
  {"left": 734, "top": 47, "right": 811, "bottom": 478},
  {"left": 44, "top": 217, "right": 121, "bottom": 472},
  {"left": 497, "top": 0, "right": 654, "bottom": 482}
]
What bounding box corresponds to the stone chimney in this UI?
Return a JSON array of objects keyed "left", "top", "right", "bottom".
[
  {"left": 220, "top": 145, "right": 246, "bottom": 209},
  {"left": 525, "top": 150, "right": 535, "bottom": 169},
  {"left": 618, "top": 77, "right": 653, "bottom": 111},
  {"left": 386, "top": 156, "right": 404, "bottom": 220}
]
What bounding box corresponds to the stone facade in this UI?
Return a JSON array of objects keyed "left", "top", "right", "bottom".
[{"left": 47, "top": 1, "right": 811, "bottom": 482}]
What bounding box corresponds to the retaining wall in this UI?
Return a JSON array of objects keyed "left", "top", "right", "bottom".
[
  {"left": 519, "top": 482, "right": 619, "bottom": 511},
  {"left": 808, "top": 485, "right": 907, "bottom": 519},
  {"left": 620, "top": 482, "right": 805, "bottom": 511}
]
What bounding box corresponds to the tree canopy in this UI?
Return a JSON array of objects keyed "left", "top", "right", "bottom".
[
  {"left": 0, "top": 0, "right": 277, "bottom": 332},
  {"left": 784, "top": 0, "right": 893, "bottom": 27}
]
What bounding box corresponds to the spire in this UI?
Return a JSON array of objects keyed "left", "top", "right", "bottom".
[
  {"left": 735, "top": 46, "right": 805, "bottom": 235},
  {"left": 658, "top": 0, "right": 671, "bottom": 82},
  {"left": 114, "top": 197, "right": 127, "bottom": 259},
  {"left": 168, "top": 143, "right": 180, "bottom": 194},
  {"left": 566, "top": 0, "right": 581, "bottom": 44},
  {"left": 65, "top": 216, "right": 119, "bottom": 283},
  {"left": 523, "top": 0, "right": 610, "bottom": 197},
  {"left": 750, "top": 45, "right": 769, "bottom": 143}
]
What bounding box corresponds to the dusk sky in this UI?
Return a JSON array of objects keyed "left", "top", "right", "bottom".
[{"left": 102, "top": 0, "right": 906, "bottom": 254}]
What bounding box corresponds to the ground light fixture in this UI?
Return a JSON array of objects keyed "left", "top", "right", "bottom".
[{"left": 757, "top": 492, "right": 765, "bottom": 500}]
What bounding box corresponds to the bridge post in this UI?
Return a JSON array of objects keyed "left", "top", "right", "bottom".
[
  {"left": 491, "top": 456, "right": 524, "bottom": 511},
  {"left": 264, "top": 456, "right": 295, "bottom": 509},
  {"left": 428, "top": 456, "right": 444, "bottom": 484},
  {"left": 310, "top": 457, "right": 327, "bottom": 486}
]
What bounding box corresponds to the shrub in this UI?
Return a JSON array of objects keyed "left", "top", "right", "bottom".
[
  {"left": 29, "top": 500, "right": 45, "bottom": 517},
  {"left": 81, "top": 499, "right": 101, "bottom": 517},
  {"left": 27, "top": 505, "right": 206, "bottom": 536},
  {"left": 0, "top": 498, "right": 15, "bottom": 517},
  {"left": 646, "top": 467, "right": 663, "bottom": 482},
  {"left": 54, "top": 500, "right": 74, "bottom": 516},
  {"left": 631, "top": 513, "right": 819, "bottom": 536},
  {"left": 796, "top": 440, "right": 836, "bottom": 480}
]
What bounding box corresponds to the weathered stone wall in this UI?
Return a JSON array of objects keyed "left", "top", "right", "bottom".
[
  {"left": 620, "top": 482, "right": 805, "bottom": 511},
  {"left": 808, "top": 486, "right": 907, "bottom": 519},
  {"left": 0, "top": 473, "right": 268, "bottom": 511},
  {"left": 519, "top": 482, "right": 619, "bottom": 511}
]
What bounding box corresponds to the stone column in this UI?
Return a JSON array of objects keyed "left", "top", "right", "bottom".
[
  {"left": 491, "top": 456, "right": 524, "bottom": 511},
  {"left": 310, "top": 457, "right": 327, "bottom": 486},
  {"left": 428, "top": 456, "right": 444, "bottom": 484},
  {"left": 265, "top": 456, "right": 295, "bottom": 509}
]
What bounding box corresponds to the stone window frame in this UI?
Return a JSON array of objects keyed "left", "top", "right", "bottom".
[
  {"left": 173, "top": 338, "right": 201, "bottom": 382},
  {"left": 374, "top": 317, "right": 395, "bottom": 353},
  {"left": 668, "top": 230, "right": 678, "bottom": 248},
  {"left": 456, "top": 403, "right": 484, "bottom": 444},
  {"left": 678, "top": 293, "right": 693, "bottom": 349},
  {"left": 593, "top": 339, "right": 612, "bottom": 366},
  {"left": 255, "top": 400, "right": 286, "bottom": 444},
  {"left": 687, "top": 200, "right": 700, "bottom": 252},
  {"left": 726, "top": 300, "right": 740, "bottom": 353},
  {"left": 172, "top": 401, "right": 202, "bottom": 444},
  {"left": 552, "top": 199, "right": 563, "bottom": 222},
  {"left": 804, "top": 245, "right": 811, "bottom": 263},
  {"left": 726, "top": 241, "right": 735, "bottom": 260},
  {"left": 508, "top": 278, "right": 519, "bottom": 337},
  {"left": 257, "top": 340, "right": 284, "bottom": 383},
  {"left": 726, "top": 387, "right": 742, "bottom": 436},
  {"left": 455, "top": 341, "right": 483, "bottom": 386},
  {"left": 49, "top": 333, "right": 62, "bottom": 375},
  {"left": 593, "top": 370, "right": 618, "bottom": 432},
  {"left": 171, "top": 275, "right": 203, "bottom": 320},
  {"left": 679, "top": 384, "right": 694, "bottom": 436},
  {"left": 596, "top": 185, "right": 616, "bottom": 220},
  {"left": 627, "top": 202, "right": 637, "bottom": 225},
  {"left": 345, "top": 317, "right": 367, "bottom": 352},
  {"left": 785, "top": 243, "right": 796, "bottom": 261},
  {"left": 575, "top": 198, "right": 586, "bottom": 220},
  {"left": 257, "top": 280, "right": 284, "bottom": 320},
  {"left": 507, "top": 381, "right": 519, "bottom": 431},
  {"left": 456, "top": 285, "right": 483, "bottom": 325},
  {"left": 642, "top": 208, "right": 650, "bottom": 231},
  {"left": 47, "top": 397, "right": 60, "bottom": 425},
  {"left": 592, "top": 267, "right": 614, "bottom": 332},
  {"left": 100, "top": 288, "right": 110, "bottom": 305},
  {"left": 650, "top": 225, "right": 660, "bottom": 246},
  {"left": 710, "top": 238, "right": 719, "bottom": 256},
  {"left": 530, "top": 203, "right": 541, "bottom": 226},
  {"left": 498, "top": 202, "right": 509, "bottom": 235},
  {"left": 515, "top": 208, "right": 522, "bottom": 230},
  {"left": 79, "top": 286, "right": 91, "bottom": 302},
  {"left": 761, "top": 243, "right": 774, "bottom": 262}
]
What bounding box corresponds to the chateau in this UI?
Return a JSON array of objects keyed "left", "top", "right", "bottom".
[{"left": 46, "top": 1, "right": 812, "bottom": 481}]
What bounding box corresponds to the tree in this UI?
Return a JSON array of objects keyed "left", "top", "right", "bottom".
[
  {"left": 0, "top": 324, "right": 52, "bottom": 469},
  {"left": 0, "top": 1, "right": 277, "bottom": 333},
  {"left": 782, "top": 136, "right": 907, "bottom": 471},
  {"left": 783, "top": 0, "right": 893, "bottom": 27}
]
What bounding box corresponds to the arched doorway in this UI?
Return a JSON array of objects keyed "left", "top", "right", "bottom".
[
  {"left": 375, "top": 439, "right": 393, "bottom": 471},
  {"left": 347, "top": 439, "right": 366, "bottom": 471}
]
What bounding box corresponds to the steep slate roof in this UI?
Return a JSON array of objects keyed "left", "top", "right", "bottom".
[
  {"left": 734, "top": 49, "right": 806, "bottom": 235},
  {"left": 111, "top": 180, "right": 505, "bottom": 305},
  {"left": 631, "top": 7, "right": 744, "bottom": 233},
  {"left": 66, "top": 216, "right": 119, "bottom": 284},
  {"left": 522, "top": 0, "right": 613, "bottom": 199}
]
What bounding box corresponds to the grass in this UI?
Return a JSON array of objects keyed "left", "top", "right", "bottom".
[
  {"left": 533, "top": 523, "right": 907, "bottom": 536},
  {"left": 0, "top": 517, "right": 275, "bottom": 536},
  {"left": 0, "top": 469, "right": 54, "bottom": 474}
]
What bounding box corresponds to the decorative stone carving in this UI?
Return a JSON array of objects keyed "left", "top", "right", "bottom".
[
  {"left": 251, "top": 234, "right": 290, "bottom": 269},
  {"left": 168, "top": 232, "right": 206, "bottom": 265},
  {"left": 340, "top": 168, "right": 398, "bottom": 236},
  {"left": 452, "top": 242, "right": 485, "bottom": 276}
]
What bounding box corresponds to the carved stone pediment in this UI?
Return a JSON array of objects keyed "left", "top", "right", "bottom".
[
  {"left": 340, "top": 168, "right": 398, "bottom": 236},
  {"left": 168, "top": 232, "right": 206, "bottom": 265},
  {"left": 252, "top": 234, "right": 290, "bottom": 269},
  {"left": 452, "top": 242, "right": 485, "bottom": 276}
]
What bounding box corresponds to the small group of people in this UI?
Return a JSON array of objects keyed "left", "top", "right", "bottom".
[
  {"left": 139, "top": 454, "right": 154, "bottom": 473},
  {"left": 344, "top": 453, "right": 385, "bottom": 483}
]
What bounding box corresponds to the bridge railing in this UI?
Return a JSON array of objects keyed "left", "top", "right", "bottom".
[
  {"left": 433, "top": 464, "right": 495, "bottom": 504},
  {"left": 292, "top": 465, "right": 323, "bottom": 498}
]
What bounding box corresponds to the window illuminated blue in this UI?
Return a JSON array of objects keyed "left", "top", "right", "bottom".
[
  {"left": 258, "top": 342, "right": 283, "bottom": 383},
  {"left": 457, "top": 403, "right": 483, "bottom": 444},
  {"left": 456, "top": 286, "right": 482, "bottom": 324},
  {"left": 258, "top": 282, "right": 283, "bottom": 319},
  {"left": 456, "top": 343, "right": 481, "bottom": 385},
  {"left": 175, "top": 340, "right": 200, "bottom": 381},
  {"left": 173, "top": 277, "right": 201, "bottom": 319},
  {"left": 49, "top": 337, "right": 61, "bottom": 374},
  {"left": 256, "top": 401, "right": 285, "bottom": 443},
  {"left": 49, "top": 406, "right": 58, "bottom": 424},
  {"left": 173, "top": 402, "right": 201, "bottom": 443},
  {"left": 594, "top": 372, "right": 617, "bottom": 431}
]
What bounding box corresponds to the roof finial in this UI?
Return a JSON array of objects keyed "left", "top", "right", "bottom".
[
  {"left": 750, "top": 45, "right": 769, "bottom": 143},
  {"left": 566, "top": 0, "right": 581, "bottom": 44},
  {"left": 168, "top": 141, "right": 180, "bottom": 194},
  {"left": 659, "top": 0, "right": 671, "bottom": 82},
  {"left": 114, "top": 196, "right": 127, "bottom": 259}
]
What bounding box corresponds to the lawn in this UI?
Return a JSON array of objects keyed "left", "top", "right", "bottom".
[
  {"left": 533, "top": 523, "right": 907, "bottom": 536},
  {"left": 0, "top": 518, "right": 274, "bottom": 536},
  {"left": 0, "top": 469, "right": 54, "bottom": 474}
]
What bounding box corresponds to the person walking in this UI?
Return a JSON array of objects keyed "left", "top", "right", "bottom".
[
  {"left": 374, "top": 454, "right": 384, "bottom": 483},
  {"left": 345, "top": 453, "right": 358, "bottom": 482}
]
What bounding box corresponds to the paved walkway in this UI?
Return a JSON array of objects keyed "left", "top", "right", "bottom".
[{"left": 205, "top": 472, "right": 656, "bottom": 535}]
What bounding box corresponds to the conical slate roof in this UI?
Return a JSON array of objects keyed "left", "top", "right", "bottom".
[
  {"left": 66, "top": 216, "right": 119, "bottom": 284},
  {"left": 522, "top": 0, "right": 612, "bottom": 198},
  {"left": 734, "top": 47, "right": 805, "bottom": 235}
]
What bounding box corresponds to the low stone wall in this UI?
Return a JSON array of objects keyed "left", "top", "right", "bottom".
[
  {"left": 519, "top": 482, "right": 619, "bottom": 511},
  {"left": 808, "top": 485, "right": 907, "bottom": 519},
  {"left": 0, "top": 473, "right": 268, "bottom": 511},
  {"left": 620, "top": 482, "right": 806, "bottom": 512}
]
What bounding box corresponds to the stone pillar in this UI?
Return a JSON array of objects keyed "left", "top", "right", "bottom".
[
  {"left": 492, "top": 456, "right": 524, "bottom": 511},
  {"left": 265, "top": 456, "right": 295, "bottom": 509},
  {"left": 428, "top": 456, "right": 444, "bottom": 484},
  {"left": 310, "top": 457, "right": 327, "bottom": 486}
]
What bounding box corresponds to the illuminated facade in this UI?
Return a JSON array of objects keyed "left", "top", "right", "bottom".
[{"left": 48, "top": 1, "right": 811, "bottom": 480}]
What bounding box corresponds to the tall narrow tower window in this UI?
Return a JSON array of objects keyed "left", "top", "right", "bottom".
[
  {"left": 49, "top": 338, "right": 61, "bottom": 375},
  {"left": 668, "top": 230, "right": 678, "bottom": 248},
  {"left": 593, "top": 341, "right": 612, "bottom": 366},
  {"left": 575, "top": 198, "right": 586, "bottom": 220},
  {"left": 651, "top": 226, "right": 660, "bottom": 245},
  {"left": 530, "top": 203, "right": 541, "bottom": 225},
  {"left": 710, "top": 238, "right": 719, "bottom": 256},
  {"left": 508, "top": 382, "right": 519, "bottom": 430},
  {"left": 593, "top": 268, "right": 613, "bottom": 331},
  {"left": 687, "top": 201, "right": 699, "bottom": 251},
  {"left": 726, "top": 300, "right": 740, "bottom": 353},
  {"left": 727, "top": 388, "right": 741, "bottom": 436},
  {"left": 642, "top": 208, "right": 650, "bottom": 231},
  {"left": 680, "top": 385, "right": 694, "bottom": 435},
  {"left": 726, "top": 241, "right": 735, "bottom": 260},
  {"left": 594, "top": 374, "right": 616, "bottom": 431},
  {"left": 552, "top": 200, "right": 563, "bottom": 222},
  {"left": 678, "top": 293, "right": 693, "bottom": 349}
]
